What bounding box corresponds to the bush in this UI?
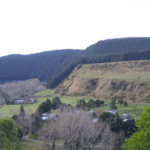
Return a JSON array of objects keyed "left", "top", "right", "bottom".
[
  {"left": 99, "top": 112, "right": 114, "bottom": 124},
  {"left": 29, "top": 134, "right": 38, "bottom": 140},
  {"left": 122, "top": 119, "right": 138, "bottom": 138},
  {"left": 12, "top": 114, "right": 18, "bottom": 121},
  {"left": 108, "top": 117, "right": 124, "bottom": 134},
  {"left": 17, "top": 127, "right": 23, "bottom": 140},
  {"left": 95, "top": 99, "right": 102, "bottom": 107},
  {"left": 92, "top": 112, "right": 97, "bottom": 118},
  {"left": 124, "top": 100, "right": 128, "bottom": 107},
  {"left": 77, "top": 99, "right": 86, "bottom": 107}
]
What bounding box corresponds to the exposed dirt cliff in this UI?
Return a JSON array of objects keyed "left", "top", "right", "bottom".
[{"left": 53, "top": 59, "right": 150, "bottom": 104}]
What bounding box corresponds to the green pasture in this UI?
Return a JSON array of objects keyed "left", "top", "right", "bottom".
[
  {"left": 90, "top": 102, "right": 148, "bottom": 121},
  {"left": 0, "top": 88, "right": 149, "bottom": 121},
  {"left": 33, "top": 89, "right": 54, "bottom": 96}
]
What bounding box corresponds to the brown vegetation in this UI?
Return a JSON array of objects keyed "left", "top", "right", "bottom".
[{"left": 53, "top": 59, "right": 150, "bottom": 104}]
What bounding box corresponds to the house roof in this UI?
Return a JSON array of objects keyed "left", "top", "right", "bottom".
[{"left": 121, "top": 113, "right": 130, "bottom": 117}]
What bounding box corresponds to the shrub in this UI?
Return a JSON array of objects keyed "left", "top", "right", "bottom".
[
  {"left": 95, "top": 99, "right": 102, "bottom": 107},
  {"left": 99, "top": 112, "right": 114, "bottom": 124},
  {"left": 12, "top": 114, "right": 18, "bottom": 121},
  {"left": 77, "top": 99, "right": 86, "bottom": 107},
  {"left": 108, "top": 117, "right": 124, "bottom": 134},
  {"left": 124, "top": 100, "right": 128, "bottom": 107},
  {"left": 29, "top": 134, "right": 38, "bottom": 140},
  {"left": 17, "top": 127, "right": 23, "bottom": 140},
  {"left": 122, "top": 119, "right": 138, "bottom": 138}
]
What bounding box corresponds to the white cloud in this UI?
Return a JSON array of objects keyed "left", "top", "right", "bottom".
[{"left": 0, "top": 0, "right": 150, "bottom": 57}]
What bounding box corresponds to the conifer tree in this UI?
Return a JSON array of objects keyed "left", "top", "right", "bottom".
[
  {"left": 19, "top": 104, "right": 25, "bottom": 119},
  {"left": 124, "top": 100, "right": 128, "bottom": 107},
  {"left": 110, "top": 99, "right": 117, "bottom": 110},
  {"left": 118, "top": 99, "right": 124, "bottom": 106}
]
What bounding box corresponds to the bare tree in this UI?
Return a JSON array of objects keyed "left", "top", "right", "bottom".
[
  {"left": 97, "top": 123, "right": 127, "bottom": 150},
  {"left": 37, "top": 119, "right": 61, "bottom": 150},
  {"left": 56, "top": 105, "right": 102, "bottom": 150},
  {"left": 10, "top": 108, "right": 36, "bottom": 136},
  {"left": 0, "top": 78, "right": 46, "bottom": 104}
]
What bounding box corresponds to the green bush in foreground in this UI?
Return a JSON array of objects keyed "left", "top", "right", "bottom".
[
  {"left": 121, "top": 105, "right": 150, "bottom": 150},
  {"left": 29, "top": 134, "right": 38, "bottom": 140},
  {"left": 0, "top": 116, "right": 22, "bottom": 150}
]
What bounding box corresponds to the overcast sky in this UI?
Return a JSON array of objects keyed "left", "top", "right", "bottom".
[{"left": 0, "top": 0, "right": 150, "bottom": 57}]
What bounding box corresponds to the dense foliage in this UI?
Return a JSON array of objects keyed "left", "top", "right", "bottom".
[
  {"left": 0, "top": 117, "right": 22, "bottom": 150},
  {"left": 38, "top": 98, "right": 52, "bottom": 113},
  {"left": 99, "top": 112, "right": 115, "bottom": 124},
  {"left": 76, "top": 98, "right": 104, "bottom": 109},
  {"left": 121, "top": 106, "right": 150, "bottom": 150}
]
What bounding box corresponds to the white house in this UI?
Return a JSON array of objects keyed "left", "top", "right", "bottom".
[
  {"left": 40, "top": 113, "right": 48, "bottom": 121},
  {"left": 14, "top": 100, "right": 24, "bottom": 104},
  {"left": 105, "top": 110, "right": 116, "bottom": 115},
  {"left": 30, "top": 98, "right": 35, "bottom": 104},
  {"left": 40, "top": 113, "right": 58, "bottom": 121}
]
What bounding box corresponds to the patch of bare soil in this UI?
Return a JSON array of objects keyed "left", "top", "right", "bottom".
[{"left": 53, "top": 60, "right": 150, "bottom": 104}]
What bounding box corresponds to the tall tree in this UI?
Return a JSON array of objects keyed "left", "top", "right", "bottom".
[
  {"left": 0, "top": 117, "right": 22, "bottom": 150},
  {"left": 118, "top": 99, "right": 124, "bottom": 106},
  {"left": 124, "top": 100, "right": 128, "bottom": 107},
  {"left": 45, "top": 98, "right": 52, "bottom": 112},
  {"left": 110, "top": 98, "right": 117, "bottom": 110}
]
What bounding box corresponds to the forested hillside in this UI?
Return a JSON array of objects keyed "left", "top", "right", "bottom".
[{"left": 0, "top": 37, "right": 150, "bottom": 90}]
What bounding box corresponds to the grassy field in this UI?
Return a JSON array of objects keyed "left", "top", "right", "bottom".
[
  {"left": 0, "top": 88, "right": 149, "bottom": 121},
  {"left": 1, "top": 88, "right": 149, "bottom": 150}
]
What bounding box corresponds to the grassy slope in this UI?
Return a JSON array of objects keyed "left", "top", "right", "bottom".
[{"left": 79, "top": 63, "right": 150, "bottom": 82}]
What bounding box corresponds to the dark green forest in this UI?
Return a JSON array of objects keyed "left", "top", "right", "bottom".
[{"left": 0, "top": 37, "right": 150, "bottom": 89}]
